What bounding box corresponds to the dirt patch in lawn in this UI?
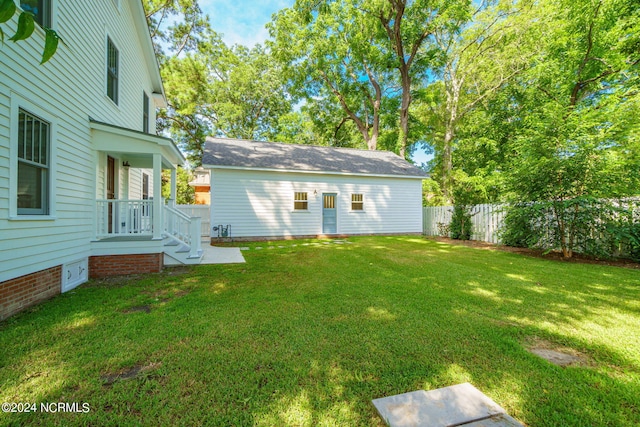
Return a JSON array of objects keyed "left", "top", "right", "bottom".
[
  {"left": 122, "top": 305, "right": 152, "bottom": 314},
  {"left": 427, "top": 237, "right": 640, "bottom": 270},
  {"left": 102, "top": 362, "right": 162, "bottom": 386},
  {"left": 525, "top": 338, "right": 590, "bottom": 367}
]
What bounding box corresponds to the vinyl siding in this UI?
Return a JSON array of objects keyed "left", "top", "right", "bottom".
[
  {"left": 128, "top": 168, "right": 153, "bottom": 200},
  {"left": 0, "top": 1, "right": 161, "bottom": 282},
  {"left": 210, "top": 169, "right": 423, "bottom": 238}
]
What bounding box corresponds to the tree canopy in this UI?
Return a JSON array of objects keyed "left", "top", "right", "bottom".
[{"left": 143, "top": 0, "right": 640, "bottom": 228}]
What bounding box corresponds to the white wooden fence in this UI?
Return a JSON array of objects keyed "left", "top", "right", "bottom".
[
  {"left": 424, "top": 199, "right": 640, "bottom": 247},
  {"left": 423, "top": 204, "right": 506, "bottom": 244},
  {"left": 176, "top": 205, "right": 210, "bottom": 238}
]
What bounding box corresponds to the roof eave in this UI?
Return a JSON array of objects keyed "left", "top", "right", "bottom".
[
  {"left": 132, "top": 1, "right": 166, "bottom": 100},
  {"left": 202, "top": 164, "right": 426, "bottom": 180}
]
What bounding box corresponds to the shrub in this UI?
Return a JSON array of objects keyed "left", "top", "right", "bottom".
[
  {"left": 500, "top": 204, "right": 539, "bottom": 248},
  {"left": 450, "top": 205, "right": 472, "bottom": 240},
  {"left": 501, "top": 198, "right": 640, "bottom": 259}
]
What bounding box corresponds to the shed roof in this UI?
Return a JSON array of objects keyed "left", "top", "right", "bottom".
[{"left": 202, "top": 138, "right": 427, "bottom": 179}]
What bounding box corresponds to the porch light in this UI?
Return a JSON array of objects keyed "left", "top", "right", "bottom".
[
  {"left": 314, "top": 189, "right": 318, "bottom": 197},
  {"left": 122, "top": 161, "right": 130, "bottom": 169}
]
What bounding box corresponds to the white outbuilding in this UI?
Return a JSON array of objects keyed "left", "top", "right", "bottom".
[{"left": 202, "top": 138, "right": 427, "bottom": 240}]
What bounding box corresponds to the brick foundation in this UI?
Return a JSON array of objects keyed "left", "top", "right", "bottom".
[
  {"left": 0, "top": 266, "right": 62, "bottom": 321},
  {"left": 88, "top": 253, "right": 163, "bottom": 279}
]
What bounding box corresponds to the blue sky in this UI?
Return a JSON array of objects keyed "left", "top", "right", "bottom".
[
  {"left": 198, "top": 0, "right": 432, "bottom": 166},
  {"left": 199, "top": 0, "right": 293, "bottom": 48}
]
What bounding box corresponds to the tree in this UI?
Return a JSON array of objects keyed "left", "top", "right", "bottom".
[
  {"left": 269, "top": 1, "right": 393, "bottom": 150},
  {"left": 159, "top": 34, "right": 293, "bottom": 163},
  {"left": 503, "top": 0, "right": 640, "bottom": 258},
  {"left": 162, "top": 167, "right": 195, "bottom": 205},
  {"left": 143, "top": 0, "right": 209, "bottom": 57},
  {"left": 418, "top": 0, "right": 538, "bottom": 202},
  {"left": 205, "top": 43, "right": 292, "bottom": 141},
  {"left": 0, "top": 0, "right": 59, "bottom": 64},
  {"left": 371, "top": 0, "right": 470, "bottom": 157},
  {"left": 143, "top": 1, "right": 293, "bottom": 163}
]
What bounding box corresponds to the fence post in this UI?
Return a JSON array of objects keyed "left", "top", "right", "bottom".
[{"left": 189, "top": 217, "right": 202, "bottom": 258}]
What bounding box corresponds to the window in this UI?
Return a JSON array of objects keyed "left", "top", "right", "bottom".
[
  {"left": 143, "top": 92, "right": 150, "bottom": 133},
  {"left": 142, "top": 173, "right": 150, "bottom": 216},
  {"left": 17, "top": 109, "right": 50, "bottom": 215},
  {"left": 21, "top": 0, "right": 52, "bottom": 28},
  {"left": 107, "top": 37, "right": 119, "bottom": 104},
  {"left": 142, "top": 173, "right": 149, "bottom": 200},
  {"left": 294, "top": 192, "right": 308, "bottom": 210},
  {"left": 351, "top": 193, "right": 364, "bottom": 211}
]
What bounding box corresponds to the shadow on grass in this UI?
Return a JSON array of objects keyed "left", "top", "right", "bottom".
[{"left": 1, "top": 236, "right": 639, "bottom": 426}]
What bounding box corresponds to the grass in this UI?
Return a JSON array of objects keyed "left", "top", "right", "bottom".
[{"left": 1, "top": 236, "right": 639, "bottom": 426}]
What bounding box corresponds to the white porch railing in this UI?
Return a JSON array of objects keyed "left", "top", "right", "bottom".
[
  {"left": 96, "top": 199, "right": 154, "bottom": 238},
  {"left": 163, "top": 204, "right": 202, "bottom": 259},
  {"left": 96, "top": 199, "right": 202, "bottom": 260}
]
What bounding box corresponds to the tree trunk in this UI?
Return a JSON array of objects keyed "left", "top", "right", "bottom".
[
  {"left": 442, "top": 127, "right": 454, "bottom": 202},
  {"left": 442, "top": 84, "right": 459, "bottom": 203},
  {"left": 398, "top": 71, "right": 411, "bottom": 157}
]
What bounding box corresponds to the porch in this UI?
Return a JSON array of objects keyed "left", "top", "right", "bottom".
[
  {"left": 89, "top": 119, "right": 204, "bottom": 265},
  {"left": 93, "top": 198, "right": 204, "bottom": 265}
]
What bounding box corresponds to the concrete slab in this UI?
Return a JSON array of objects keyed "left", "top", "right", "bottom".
[
  {"left": 199, "top": 245, "right": 246, "bottom": 264},
  {"left": 372, "top": 383, "right": 522, "bottom": 427},
  {"left": 463, "top": 413, "right": 524, "bottom": 427}
]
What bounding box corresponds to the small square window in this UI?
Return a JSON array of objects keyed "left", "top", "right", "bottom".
[
  {"left": 351, "top": 194, "right": 363, "bottom": 211},
  {"left": 21, "top": 0, "right": 52, "bottom": 28},
  {"left": 294, "top": 192, "right": 308, "bottom": 210},
  {"left": 107, "top": 37, "right": 119, "bottom": 104}
]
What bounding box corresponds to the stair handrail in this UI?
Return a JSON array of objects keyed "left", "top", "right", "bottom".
[{"left": 163, "top": 204, "right": 202, "bottom": 258}]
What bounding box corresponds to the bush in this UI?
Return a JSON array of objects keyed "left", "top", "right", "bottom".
[
  {"left": 450, "top": 205, "right": 472, "bottom": 240},
  {"left": 606, "top": 221, "right": 640, "bottom": 261},
  {"left": 500, "top": 199, "right": 640, "bottom": 260},
  {"left": 500, "top": 205, "right": 538, "bottom": 248}
]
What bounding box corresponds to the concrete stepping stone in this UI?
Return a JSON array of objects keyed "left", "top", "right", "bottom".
[
  {"left": 240, "top": 247, "right": 250, "bottom": 251},
  {"left": 372, "top": 383, "right": 523, "bottom": 427}
]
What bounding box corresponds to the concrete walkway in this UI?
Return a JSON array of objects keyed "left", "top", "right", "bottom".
[{"left": 200, "top": 244, "right": 246, "bottom": 264}]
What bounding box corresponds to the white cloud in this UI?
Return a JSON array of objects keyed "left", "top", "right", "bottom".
[{"left": 200, "top": 0, "right": 293, "bottom": 47}]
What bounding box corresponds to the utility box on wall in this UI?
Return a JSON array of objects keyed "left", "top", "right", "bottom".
[{"left": 62, "top": 259, "right": 89, "bottom": 293}]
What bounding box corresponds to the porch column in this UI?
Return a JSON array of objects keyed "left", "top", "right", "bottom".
[
  {"left": 170, "top": 168, "right": 177, "bottom": 208},
  {"left": 153, "top": 154, "right": 163, "bottom": 240}
]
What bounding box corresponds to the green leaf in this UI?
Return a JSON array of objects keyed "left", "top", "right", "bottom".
[
  {"left": 40, "top": 28, "right": 59, "bottom": 64},
  {"left": 0, "top": 0, "right": 17, "bottom": 24},
  {"left": 0, "top": 27, "right": 4, "bottom": 45},
  {"left": 10, "top": 11, "right": 35, "bottom": 42}
]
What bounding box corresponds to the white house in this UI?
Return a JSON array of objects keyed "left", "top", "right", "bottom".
[
  {"left": 0, "top": 1, "right": 202, "bottom": 321},
  {"left": 202, "top": 138, "right": 427, "bottom": 240}
]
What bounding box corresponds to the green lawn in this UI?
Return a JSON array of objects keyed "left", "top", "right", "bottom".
[{"left": 1, "top": 236, "right": 639, "bottom": 426}]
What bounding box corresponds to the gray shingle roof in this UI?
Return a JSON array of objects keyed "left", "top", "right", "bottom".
[{"left": 202, "top": 137, "right": 427, "bottom": 178}]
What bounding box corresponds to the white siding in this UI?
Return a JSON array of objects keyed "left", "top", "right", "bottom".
[
  {"left": 128, "top": 168, "right": 153, "bottom": 200},
  {"left": 210, "top": 169, "right": 423, "bottom": 238},
  {"left": 0, "top": 2, "right": 161, "bottom": 282}
]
